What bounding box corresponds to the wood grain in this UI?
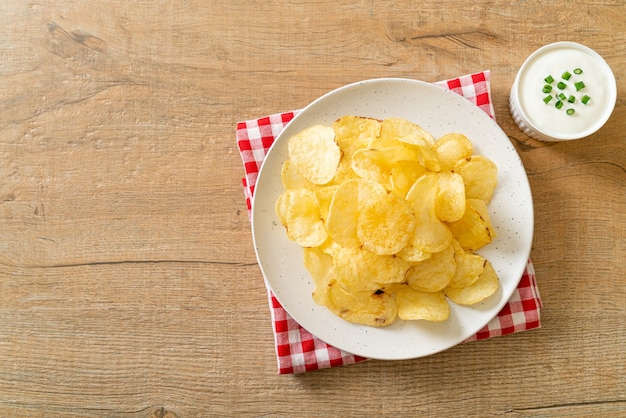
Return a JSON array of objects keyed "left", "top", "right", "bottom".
[{"left": 1, "top": 1, "right": 624, "bottom": 416}]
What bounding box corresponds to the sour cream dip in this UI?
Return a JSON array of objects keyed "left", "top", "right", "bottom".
[{"left": 510, "top": 42, "right": 616, "bottom": 142}]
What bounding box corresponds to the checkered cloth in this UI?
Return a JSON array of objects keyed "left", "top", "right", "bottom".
[{"left": 237, "top": 71, "right": 542, "bottom": 374}]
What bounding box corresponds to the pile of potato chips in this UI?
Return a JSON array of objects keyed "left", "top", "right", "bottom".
[{"left": 275, "top": 116, "right": 500, "bottom": 327}]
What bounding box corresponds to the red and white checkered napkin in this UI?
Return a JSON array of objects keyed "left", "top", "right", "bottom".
[{"left": 237, "top": 71, "right": 543, "bottom": 374}]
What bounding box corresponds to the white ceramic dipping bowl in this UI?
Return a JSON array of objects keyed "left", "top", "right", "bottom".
[{"left": 510, "top": 42, "right": 616, "bottom": 142}]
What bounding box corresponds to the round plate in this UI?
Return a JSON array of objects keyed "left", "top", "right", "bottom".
[{"left": 252, "top": 78, "right": 534, "bottom": 360}]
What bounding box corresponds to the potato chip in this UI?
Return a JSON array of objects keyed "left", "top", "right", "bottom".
[
  {"left": 379, "top": 117, "right": 435, "bottom": 147},
  {"left": 326, "top": 280, "right": 397, "bottom": 327},
  {"left": 435, "top": 172, "right": 466, "bottom": 222},
  {"left": 288, "top": 125, "right": 341, "bottom": 185},
  {"left": 419, "top": 147, "right": 441, "bottom": 173},
  {"left": 333, "top": 246, "right": 410, "bottom": 293},
  {"left": 361, "top": 144, "right": 420, "bottom": 165},
  {"left": 448, "top": 239, "right": 486, "bottom": 288},
  {"left": 357, "top": 193, "right": 417, "bottom": 255},
  {"left": 276, "top": 188, "right": 328, "bottom": 247},
  {"left": 447, "top": 198, "right": 496, "bottom": 251},
  {"left": 390, "top": 160, "right": 426, "bottom": 198},
  {"left": 445, "top": 260, "right": 499, "bottom": 305},
  {"left": 303, "top": 246, "right": 334, "bottom": 306},
  {"left": 453, "top": 155, "right": 498, "bottom": 203},
  {"left": 406, "top": 243, "right": 455, "bottom": 292},
  {"left": 395, "top": 287, "right": 450, "bottom": 322},
  {"left": 318, "top": 236, "right": 342, "bottom": 257},
  {"left": 379, "top": 282, "right": 410, "bottom": 294},
  {"left": 352, "top": 145, "right": 424, "bottom": 191},
  {"left": 351, "top": 148, "right": 392, "bottom": 190},
  {"left": 395, "top": 242, "right": 432, "bottom": 263},
  {"left": 314, "top": 185, "right": 339, "bottom": 221},
  {"left": 332, "top": 115, "right": 381, "bottom": 158},
  {"left": 326, "top": 178, "right": 386, "bottom": 248},
  {"left": 275, "top": 189, "right": 291, "bottom": 227},
  {"left": 405, "top": 173, "right": 453, "bottom": 253},
  {"left": 331, "top": 156, "right": 359, "bottom": 185},
  {"left": 435, "top": 133, "right": 473, "bottom": 172},
  {"left": 281, "top": 160, "right": 314, "bottom": 191},
  {"left": 370, "top": 136, "right": 440, "bottom": 172}
]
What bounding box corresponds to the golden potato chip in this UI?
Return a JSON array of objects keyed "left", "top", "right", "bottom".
[
  {"left": 326, "top": 280, "right": 397, "bottom": 327},
  {"left": 435, "top": 172, "right": 466, "bottom": 222},
  {"left": 370, "top": 136, "right": 440, "bottom": 172},
  {"left": 303, "top": 246, "right": 334, "bottom": 306},
  {"left": 288, "top": 125, "right": 341, "bottom": 185},
  {"left": 276, "top": 188, "right": 328, "bottom": 247},
  {"left": 314, "top": 185, "right": 339, "bottom": 221},
  {"left": 333, "top": 246, "right": 410, "bottom": 293},
  {"left": 379, "top": 282, "right": 410, "bottom": 294},
  {"left": 448, "top": 239, "right": 486, "bottom": 288},
  {"left": 390, "top": 160, "right": 426, "bottom": 198},
  {"left": 418, "top": 145, "right": 441, "bottom": 172},
  {"left": 379, "top": 117, "right": 435, "bottom": 147},
  {"left": 396, "top": 242, "right": 432, "bottom": 263},
  {"left": 435, "top": 133, "right": 473, "bottom": 171},
  {"left": 351, "top": 148, "right": 392, "bottom": 190},
  {"left": 405, "top": 173, "right": 453, "bottom": 253},
  {"left": 332, "top": 115, "right": 381, "bottom": 158},
  {"left": 453, "top": 155, "right": 498, "bottom": 203},
  {"left": 303, "top": 246, "right": 333, "bottom": 286},
  {"left": 357, "top": 193, "right": 417, "bottom": 255},
  {"left": 445, "top": 260, "right": 499, "bottom": 305},
  {"left": 395, "top": 287, "right": 450, "bottom": 322},
  {"left": 318, "top": 236, "right": 342, "bottom": 257},
  {"left": 361, "top": 144, "right": 420, "bottom": 165},
  {"left": 447, "top": 198, "right": 496, "bottom": 251},
  {"left": 331, "top": 156, "right": 359, "bottom": 185},
  {"left": 281, "top": 160, "right": 314, "bottom": 190},
  {"left": 326, "top": 178, "right": 386, "bottom": 248},
  {"left": 406, "top": 243, "right": 455, "bottom": 292},
  {"left": 352, "top": 145, "right": 424, "bottom": 191},
  {"left": 275, "top": 189, "right": 291, "bottom": 227}
]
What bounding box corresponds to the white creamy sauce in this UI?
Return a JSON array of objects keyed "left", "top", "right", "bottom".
[{"left": 518, "top": 46, "right": 611, "bottom": 137}]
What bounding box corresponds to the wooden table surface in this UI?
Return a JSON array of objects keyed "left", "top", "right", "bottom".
[{"left": 1, "top": 1, "right": 624, "bottom": 417}]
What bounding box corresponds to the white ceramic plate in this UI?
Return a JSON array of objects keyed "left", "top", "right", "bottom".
[{"left": 252, "top": 78, "right": 534, "bottom": 360}]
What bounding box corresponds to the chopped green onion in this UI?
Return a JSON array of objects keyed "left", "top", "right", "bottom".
[
  {"left": 543, "top": 95, "right": 553, "bottom": 104},
  {"left": 562, "top": 71, "right": 572, "bottom": 80},
  {"left": 545, "top": 75, "right": 554, "bottom": 84},
  {"left": 568, "top": 95, "right": 576, "bottom": 103},
  {"left": 557, "top": 81, "right": 567, "bottom": 90},
  {"left": 573, "top": 68, "right": 583, "bottom": 75},
  {"left": 566, "top": 108, "right": 575, "bottom": 115},
  {"left": 542, "top": 85, "right": 553, "bottom": 93},
  {"left": 558, "top": 93, "right": 567, "bottom": 101},
  {"left": 575, "top": 81, "right": 586, "bottom": 91},
  {"left": 555, "top": 100, "right": 563, "bottom": 109},
  {"left": 582, "top": 95, "right": 591, "bottom": 104}
]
